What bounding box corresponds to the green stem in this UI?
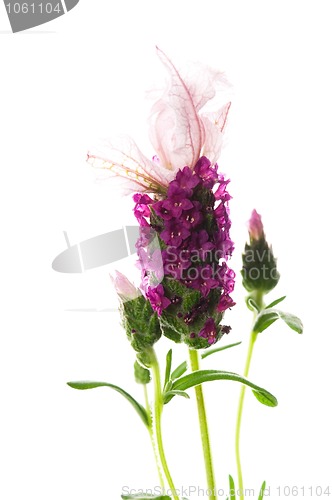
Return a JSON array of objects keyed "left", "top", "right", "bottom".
[
  {"left": 235, "top": 330, "right": 257, "bottom": 500},
  {"left": 143, "top": 384, "right": 165, "bottom": 489},
  {"left": 150, "top": 349, "right": 179, "bottom": 500},
  {"left": 235, "top": 291, "right": 263, "bottom": 500},
  {"left": 189, "top": 348, "right": 217, "bottom": 500}
]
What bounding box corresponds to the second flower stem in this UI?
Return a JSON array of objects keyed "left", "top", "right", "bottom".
[
  {"left": 235, "top": 329, "right": 257, "bottom": 500},
  {"left": 235, "top": 291, "right": 263, "bottom": 500},
  {"left": 189, "top": 348, "right": 217, "bottom": 500},
  {"left": 150, "top": 349, "right": 179, "bottom": 500},
  {"left": 143, "top": 384, "right": 165, "bottom": 489}
]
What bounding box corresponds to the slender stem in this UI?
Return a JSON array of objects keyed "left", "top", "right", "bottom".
[
  {"left": 143, "top": 384, "right": 165, "bottom": 489},
  {"left": 235, "top": 330, "right": 257, "bottom": 500},
  {"left": 189, "top": 348, "right": 217, "bottom": 500},
  {"left": 235, "top": 291, "right": 263, "bottom": 500},
  {"left": 150, "top": 349, "right": 179, "bottom": 500}
]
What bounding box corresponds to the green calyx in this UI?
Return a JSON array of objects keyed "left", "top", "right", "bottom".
[
  {"left": 159, "top": 278, "right": 227, "bottom": 349},
  {"left": 121, "top": 295, "right": 162, "bottom": 353},
  {"left": 241, "top": 237, "right": 280, "bottom": 294}
]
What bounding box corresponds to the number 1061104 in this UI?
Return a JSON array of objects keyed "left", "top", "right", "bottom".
[{"left": 5, "top": 3, "right": 62, "bottom": 14}]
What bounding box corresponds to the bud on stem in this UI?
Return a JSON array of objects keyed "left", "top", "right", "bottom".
[{"left": 241, "top": 210, "right": 280, "bottom": 294}]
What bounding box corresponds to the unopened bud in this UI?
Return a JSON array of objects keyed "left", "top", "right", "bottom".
[
  {"left": 111, "top": 271, "right": 142, "bottom": 302},
  {"left": 241, "top": 210, "right": 280, "bottom": 294}
]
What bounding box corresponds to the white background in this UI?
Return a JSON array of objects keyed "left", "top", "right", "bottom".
[{"left": 1, "top": 1, "right": 331, "bottom": 499}]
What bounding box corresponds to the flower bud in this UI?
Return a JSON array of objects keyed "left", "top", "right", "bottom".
[
  {"left": 111, "top": 271, "right": 142, "bottom": 302},
  {"left": 241, "top": 210, "right": 280, "bottom": 294},
  {"left": 121, "top": 294, "right": 162, "bottom": 353},
  {"left": 111, "top": 271, "right": 162, "bottom": 353},
  {"left": 248, "top": 209, "right": 264, "bottom": 241}
]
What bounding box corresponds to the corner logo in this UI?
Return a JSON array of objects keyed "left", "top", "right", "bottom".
[{"left": 4, "top": 0, "right": 79, "bottom": 33}]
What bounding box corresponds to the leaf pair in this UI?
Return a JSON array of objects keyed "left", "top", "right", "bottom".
[
  {"left": 67, "top": 339, "right": 278, "bottom": 435},
  {"left": 251, "top": 296, "right": 303, "bottom": 334},
  {"left": 162, "top": 343, "right": 277, "bottom": 407},
  {"left": 165, "top": 369, "right": 277, "bottom": 407}
]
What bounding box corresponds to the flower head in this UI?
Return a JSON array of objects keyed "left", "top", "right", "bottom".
[{"left": 135, "top": 158, "right": 236, "bottom": 349}]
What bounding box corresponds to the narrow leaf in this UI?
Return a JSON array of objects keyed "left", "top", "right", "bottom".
[
  {"left": 265, "top": 295, "right": 286, "bottom": 309},
  {"left": 163, "top": 349, "right": 173, "bottom": 390},
  {"left": 253, "top": 309, "right": 279, "bottom": 333},
  {"left": 172, "top": 370, "right": 278, "bottom": 407},
  {"left": 163, "top": 390, "right": 190, "bottom": 403},
  {"left": 201, "top": 341, "right": 242, "bottom": 360},
  {"left": 258, "top": 481, "right": 266, "bottom": 500},
  {"left": 171, "top": 361, "right": 188, "bottom": 380},
  {"left": 279, "top": 311, "right": 303, "bottom": 333},
  {"left": 246, "top": 296, "right": 261, "bottom": 313},
  {"left": 67, "top": 381, "right": 149, "bottom": 427},
  {"left": 253, "top": 308, "right": 303, "bottom": 334},
  {"left": 229, "top": 475, "right": 236, "bottom": 500}
]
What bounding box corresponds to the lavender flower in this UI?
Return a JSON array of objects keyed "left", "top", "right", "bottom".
[
  {"left": 136, "top": 158, "right": 236, "bottom": 349},
  {"left": 92, "top": 50, "right": 235, "bottom": 349}
]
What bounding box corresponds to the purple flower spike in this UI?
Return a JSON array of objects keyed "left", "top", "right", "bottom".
[
  {"left": 146, "top": 284, "right": 171, "bottom": 316},
  {"left": 199, "top": 318, "right": 217, "bottom": 345}
]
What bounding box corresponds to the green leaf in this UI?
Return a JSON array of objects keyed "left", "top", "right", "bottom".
[
  {"left": 163, "top": 349, "right": 173, "bottom": 390},
  {"left": 229, "top": 475, "right": 236, "bottom": 500},
  {"left": 171, "top": 361, "right": 188, "bottom": 380},
  {"left": 172, "top": 370, "right": 278, "bottom": 407},
  {"left": 253, "top": 309, "right": 279, "bottom": 333},
  {"left": 246, "top": 296, "right": 261, "bottom": 313},
  {"left": 279, "top": 311, "right": 303, "bottom": 333},
  {"left": 258, "top": 481, "right": 266, "bottom": 500},
  {"left": 163, "top": 389, "right": 190, "bottom": 403},
  {"left": 253, "top": 308, "right": 303, "bottom": 334},
  {"left": 121, "top": 494, "right": 171, "bottom": 500},
  {"left": 134, "top": 360, "right": 151, "bottom": 385},
  {"left": 67, "top": 381, "right": 149, "bottom": 427},
  {"left": 265, "top": 295, "right": 286, "bottom": 309},
  {"left": 201, "top": 341, "right": 242, "bottom": 359}
]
